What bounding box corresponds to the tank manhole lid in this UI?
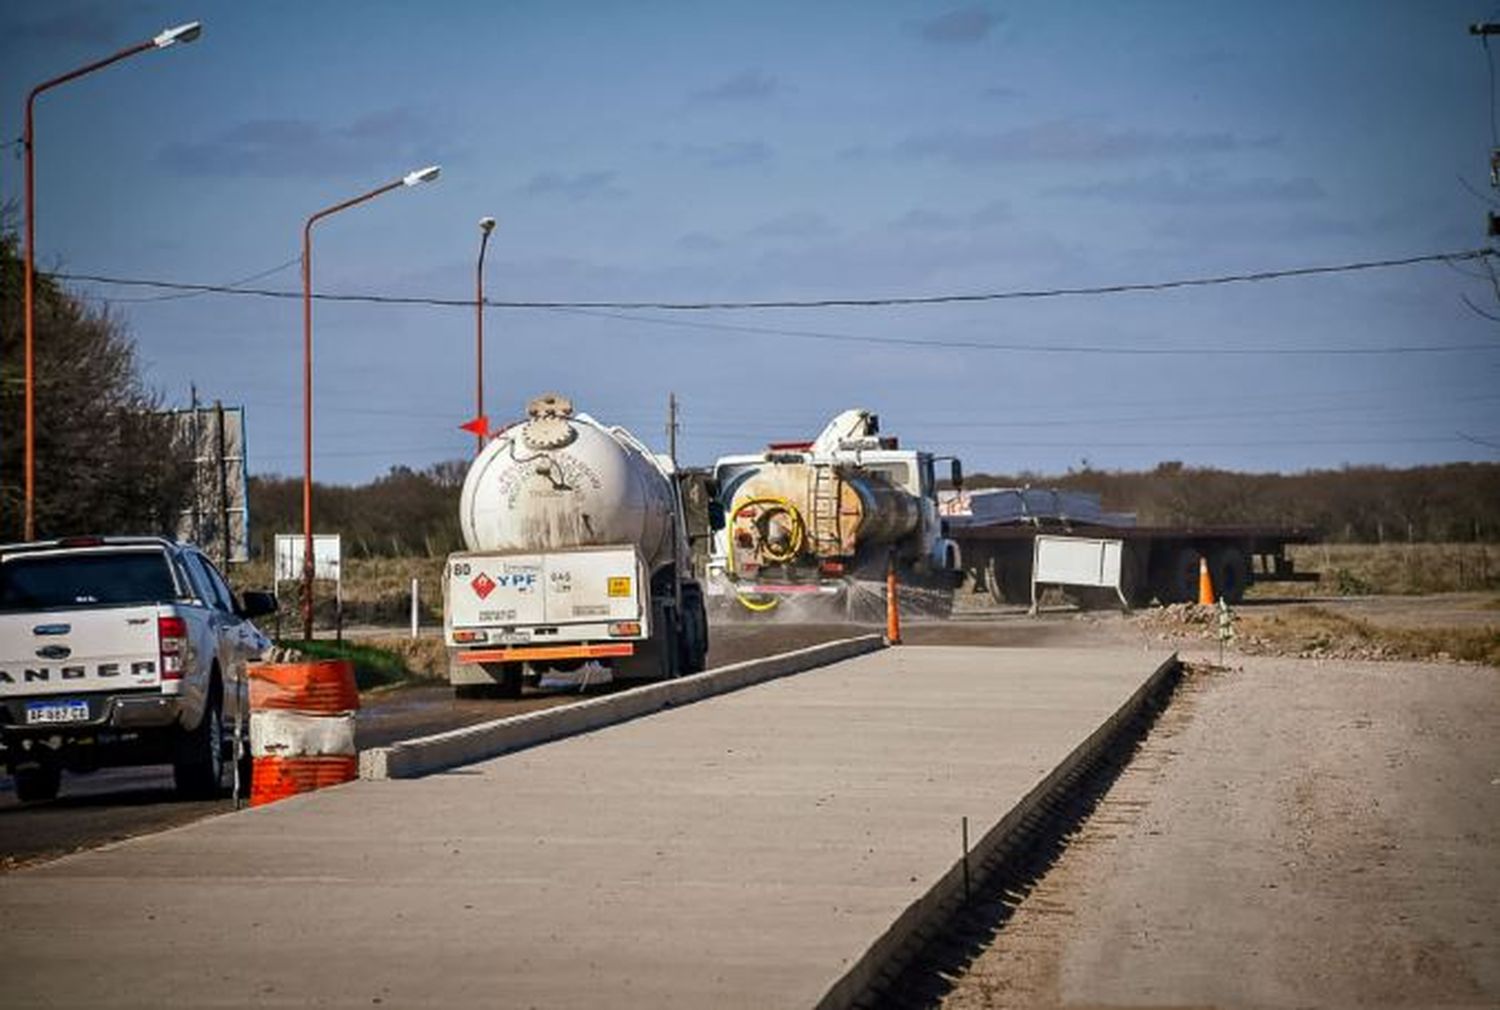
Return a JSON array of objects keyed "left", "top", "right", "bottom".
[
  {"left": 521, "top": 392, "right": 577, "bottom": 449},
  {"left": 526, "top": 393, "right": 574, "bottom": 419}
]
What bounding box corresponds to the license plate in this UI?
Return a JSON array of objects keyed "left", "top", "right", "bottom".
[
  {"left": 25, "top": 700, "right": 91, "bottom": 725},
  {"left": 494, "top": 632, "right": 532, "bottom": 644}
]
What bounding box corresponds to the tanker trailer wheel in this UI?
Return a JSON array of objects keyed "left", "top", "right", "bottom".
[
  {"left": 678, "top": 585, "right": 709, "bottom": 675},
  {"left": 1209, "top": 548, "right": 1250, "bottom": 604},
  {"left": 457, "top": 663, "right": 522, "bottom": 699}
]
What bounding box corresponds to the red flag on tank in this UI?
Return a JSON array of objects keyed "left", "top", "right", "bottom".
[{"left": 459, "top": 415, "right": 490, "bottom": 438}]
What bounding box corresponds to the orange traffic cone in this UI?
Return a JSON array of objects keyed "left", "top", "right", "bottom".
[
  {"left": 885, "top": 556, "right": 902, "bottom": 645},
  {"left": 1197, "top": 555, "right": 1215, "bottom": 605}
]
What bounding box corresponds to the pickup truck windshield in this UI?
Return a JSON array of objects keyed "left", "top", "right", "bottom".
[{"left": 0, "top": 552, "right": 178, "bottom": 612}]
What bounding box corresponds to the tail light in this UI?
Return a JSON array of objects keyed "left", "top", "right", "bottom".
[
  {"left": 819, "top": 560, "right": 846, "bottom": 576},
  {"left": 608, "top": 621, "right": 642, "bottom": 637},
  {"left": 158, "top": 616, "right": 188, "bottom": 680}
]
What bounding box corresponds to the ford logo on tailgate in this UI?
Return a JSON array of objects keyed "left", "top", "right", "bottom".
[{"left": 36, "top": 645, "right": 71, "bottom": 660}]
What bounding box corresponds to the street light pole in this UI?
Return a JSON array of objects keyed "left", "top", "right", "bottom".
[
  {"left": 21, "top": 21, "right": 203, "bottom": 541},
  {"left": 300, "top": 166, "right": 441, "bottom": 641},
  {"left": 475, "top": 216, "right": 496, "bottom": 455}
]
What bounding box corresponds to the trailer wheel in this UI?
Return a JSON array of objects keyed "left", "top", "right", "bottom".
[
  {"left": 1210, "top": 548, "right": 1250, "bottom": 604},
  {"left": 984, "top": 551, "right": 1031, "bottom": 606},
  {"left": 1151, "top": 546, "right": 1202, "bottom": 604},
  {"left": 1119, "top": 544, "right": 1152, "bottom": 608}
]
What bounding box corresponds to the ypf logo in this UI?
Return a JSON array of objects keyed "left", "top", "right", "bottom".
[{"left": 471, "top": 572, "right": 496, "bottom": 599}]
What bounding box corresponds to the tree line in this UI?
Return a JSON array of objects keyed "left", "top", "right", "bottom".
[
  {"left": 247, "top": 463, "right": 467, "bottom": 560},
  {"left": 243, "top": 456, "right": 1500, "bottom": 562},
  {"left": 0, "top": 222, "right": 191, "bottom": 542},
  {"left": 966, "top": 460, "right": 1500, "bottom": 543}
]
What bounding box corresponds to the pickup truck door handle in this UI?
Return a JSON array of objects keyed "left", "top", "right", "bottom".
[{"left": 33, "top": 623, "right": 71, "bottom": 636}]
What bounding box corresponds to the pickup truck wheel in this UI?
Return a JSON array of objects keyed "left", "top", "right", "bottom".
[
  {"left": 13, "top": 759, "right": 62, "bottom": 803},
  {"left": 173, "top": 685, "right": 225, "bottom": 799}
]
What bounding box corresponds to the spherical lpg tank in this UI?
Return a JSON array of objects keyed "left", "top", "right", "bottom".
[{"left": 459, "top": 394, "right": 677, "bottom": 571}]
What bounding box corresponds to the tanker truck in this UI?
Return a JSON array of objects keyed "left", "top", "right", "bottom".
[
  {"left": 444, "top": 394, "right": 711, "bottom": 697},
  {"left": 705, "top": 408, "right": 963, "bottom": 616}
]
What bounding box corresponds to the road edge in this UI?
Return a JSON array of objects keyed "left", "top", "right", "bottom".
[
  {"left": 815, "top": 650, "right": 1184, "bottom": 1010},
  {"left": 359, "top": 634, "right": 887, "bottom": 779}
]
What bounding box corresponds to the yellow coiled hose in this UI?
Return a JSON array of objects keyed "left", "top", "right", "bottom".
[{"left": 728, "top": 496, "right": 806, "bottom": 612}]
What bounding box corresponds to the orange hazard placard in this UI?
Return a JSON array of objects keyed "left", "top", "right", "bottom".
[{"left": 607, "top": 576, "right": 631, "bottom": 597}]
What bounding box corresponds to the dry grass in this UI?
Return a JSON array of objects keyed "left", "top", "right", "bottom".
[
  {"left": 1236, "top": 605, "right": 1500, "bottom": 666},
  {"left": 1254, "top": 543, "right": 1499, "bottom": 598},
  {"left": 357, "top": 634, "right": 450, "bottom": 680},
  {"left": 233, "top": 556, "right": 446, "bottom": 631}
]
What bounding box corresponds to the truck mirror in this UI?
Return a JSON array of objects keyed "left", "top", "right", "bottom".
[
  {"left": 707, "top": 501, "right": 726, "bottom": 531},
  {"left": 238, "top": 590, "right": 278, "bottom": 620},
  {"left": 950, "top": 459, "right": 964, "bottom": 490}
]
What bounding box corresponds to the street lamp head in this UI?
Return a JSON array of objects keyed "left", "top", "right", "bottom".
[
  {"left": 480, "top": 216, "right": 497, "bottom": 234},
  {"left": 153, "top": 21, "right": 203, "bottom": 48},
  {"left": 403, "top": 165, "right": 442, "bottom": 187}
]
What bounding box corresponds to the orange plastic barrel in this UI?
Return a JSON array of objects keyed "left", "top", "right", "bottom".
[
  {"left": 249, "top": 659, "right": 360, "bottom": 714},
  {"left": 247, "top": 660, "right": 359, "bottom": 807}
]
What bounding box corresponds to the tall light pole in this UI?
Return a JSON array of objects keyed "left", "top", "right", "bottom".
[
  {"left": 22, "top": 21, "right": 203, "bottom": 541},
  {"left": 475, "top": 216, "right": 496, "bottom": 455},
  {"left": 300, "top": 166, "right": 441, "bottom": 641}
]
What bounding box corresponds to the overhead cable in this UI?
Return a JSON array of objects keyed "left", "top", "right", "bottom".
[{"left": 55, "top": 247, "right": 1495, "bottom": 311}]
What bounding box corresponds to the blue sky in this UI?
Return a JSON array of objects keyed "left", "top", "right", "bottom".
[{"left": 3, "top": 1, "right": 1499, "bottom": 484}]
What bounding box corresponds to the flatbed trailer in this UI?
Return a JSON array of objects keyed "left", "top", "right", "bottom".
[{"left": 950, "top": 519, "right": 1319, "bottom": 606}]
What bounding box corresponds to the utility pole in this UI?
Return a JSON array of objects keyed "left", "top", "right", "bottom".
[
  {"left": 215, "top": 400, "right": 230, "bottom": 569},
  {"left": 667, "top": 392, "right": 679, "bottom": 467},
  {"left": 1472, "top": 23, "right": 1500, "bottom": 236}
]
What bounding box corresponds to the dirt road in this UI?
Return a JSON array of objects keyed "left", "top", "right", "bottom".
[{"left": 932, "top": 650, "right": 1500, "bottom": 1009}]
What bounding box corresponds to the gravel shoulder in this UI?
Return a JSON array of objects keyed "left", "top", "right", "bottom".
[{"left": 937, "top": 650, "right": 1500, "bottom": 1009}]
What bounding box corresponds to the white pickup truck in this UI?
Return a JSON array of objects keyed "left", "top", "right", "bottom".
[{"left": 0, "top": 536, "right": 275, "bottom": 802}]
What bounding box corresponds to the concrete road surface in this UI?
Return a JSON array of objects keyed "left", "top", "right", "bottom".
[{"left": 1, "top": 645, "right": 1169, "bottom": 1009}]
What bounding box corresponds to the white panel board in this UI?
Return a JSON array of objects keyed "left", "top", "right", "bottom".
[
  {"left": 1032, "top": 535, "right": 1127, "bottom": 611},
  {"left": 274, "top": 534, "right": 342, "bottom": 583},
  {"left": 1034, "top": 536, "right": 1123, "bottom": 588}
]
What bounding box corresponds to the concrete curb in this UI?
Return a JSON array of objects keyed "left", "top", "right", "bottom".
[
  {"left": 815, "top": 650, "right": 1184, "bottom": 1010},
  {"left": 359, "top": 634, "right": 886, "bottom": 780}
]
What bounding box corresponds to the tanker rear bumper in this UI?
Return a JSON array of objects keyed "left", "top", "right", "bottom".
[{"left": 454, "top": 642, "right": 636, "bottom": 665}]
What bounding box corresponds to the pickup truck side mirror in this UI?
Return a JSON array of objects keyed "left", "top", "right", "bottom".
[{"left": 238, "top": 590, "right": 278, "bottom": 620}]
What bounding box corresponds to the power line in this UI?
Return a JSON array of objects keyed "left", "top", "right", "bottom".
[
  {"left": 548, "top": 304, "right": 1497, "bottom": 357},
  {"left": 102, "top": 256, "right": 302, "bottom": 304},
  {"left": 54, "top": 248, "right": 1500, "bottom": 357},
  {"left": 57, "top": 247, "right": 1495, "bottom": 311}
]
